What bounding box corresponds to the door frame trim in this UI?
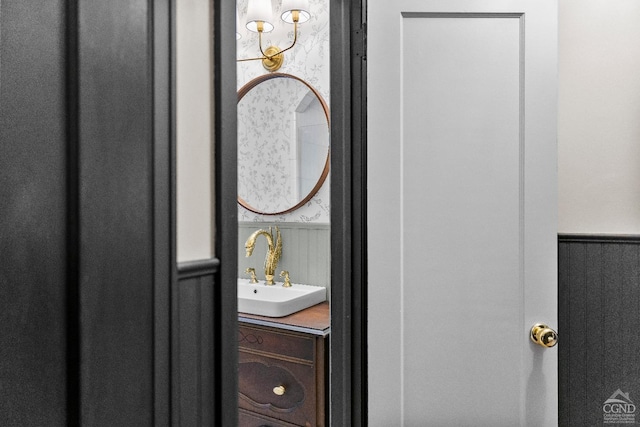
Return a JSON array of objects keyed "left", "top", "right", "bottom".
[
  {"left": 330, "top": 0, "right": 368, "bottom": 425},
  {"left": 215, "top": 0, "right": 369, "bottom": 424},
  {"left": 153, "top": 0, "right": 174, "bottom": 424},
  {"left": 213, "top": 0, "right": 239, "bottom": 425}
]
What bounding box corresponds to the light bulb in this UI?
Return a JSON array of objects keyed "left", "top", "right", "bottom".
[
  {"left": 281, "top": 0, "right": 310, "bottom": 24},
  {"left": 246, "top": 0, "right": 274, "bottom": 32}
]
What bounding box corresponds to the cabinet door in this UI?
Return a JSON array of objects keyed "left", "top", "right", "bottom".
[
  {"left": 368, "top": 0, "right": 558, "bottom": 425},
  {"left": 238, "top": 325, "right": 323, "bottom": 426}
]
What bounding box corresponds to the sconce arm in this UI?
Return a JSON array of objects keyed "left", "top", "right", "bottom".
[
  {"left": 272, "top": 21, "right": 299, "bottom": 57},
  {"left": 236, "top": 22, "right": 299, "bottom": 63}
]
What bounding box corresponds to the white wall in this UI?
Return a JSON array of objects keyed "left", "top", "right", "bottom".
[
  {"left": 176, "top": 0, "right": 214, "bottom": 262},
  {"left": 558, "top": 0, "right": 640, "bottom": 234}
]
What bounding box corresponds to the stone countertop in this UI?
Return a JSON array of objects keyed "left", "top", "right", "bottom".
[{"left": 239, "top": 301, "right": 330, "bottom": 336}]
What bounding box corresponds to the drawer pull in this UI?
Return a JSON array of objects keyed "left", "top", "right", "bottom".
[{"left": 272, "top": 385, "right": 286, "bottom": 396}]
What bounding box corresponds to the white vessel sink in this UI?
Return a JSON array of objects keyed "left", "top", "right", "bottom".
[{"left": 237, "top": 278, "right": 326, "bottom": 317}]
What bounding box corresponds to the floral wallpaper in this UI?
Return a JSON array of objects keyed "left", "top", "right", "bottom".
[{"left": 236, "top": 0, "right": 330, "bottom": 223}]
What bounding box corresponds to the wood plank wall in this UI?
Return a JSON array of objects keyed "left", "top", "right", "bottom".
[
  {"left": 175, "top": 259, "right": 219, "bottom": 426},
  {"left": 559, "top": 235, "right": 640, "bottom": 426},
  {"left": 238, "top": 222, "right": 330, "bottom": 290}
]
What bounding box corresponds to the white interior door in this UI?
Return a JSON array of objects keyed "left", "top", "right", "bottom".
[{"left": 367, "top": 1, "right": 558, "bottom": 425}]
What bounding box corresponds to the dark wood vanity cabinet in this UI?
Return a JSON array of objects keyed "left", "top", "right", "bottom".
[{"left": 238, "top": 304, "right": 328, "bottom": 427}]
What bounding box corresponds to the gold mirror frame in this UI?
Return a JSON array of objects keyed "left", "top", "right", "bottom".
[{"left": 237, "top": 73, "right": 330, "bottom": 215}]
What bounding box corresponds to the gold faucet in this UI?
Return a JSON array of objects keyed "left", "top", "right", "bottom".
[
  {"left": 245, "top": 226, "right": 282, "bottom": 285},
  {"left": 280, "top": 270, "right": 292, "bottom": 288},
  {"left": 245, "top": 267, "right": 258, "bottom": 284}
]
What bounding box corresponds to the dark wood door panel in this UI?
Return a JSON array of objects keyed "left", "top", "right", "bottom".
[{"left": 0, "top": 1, "right": 68, "bottom": 425}]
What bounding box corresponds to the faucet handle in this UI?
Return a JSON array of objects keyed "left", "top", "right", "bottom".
[
  {"left": 279, "top": 270, "right": 292, "bottom": 287},
  {"left": 245, "top": 267, "right": 258, "bottom": 284}
]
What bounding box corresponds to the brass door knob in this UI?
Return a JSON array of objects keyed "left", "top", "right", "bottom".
[
  {"left": 530, "top": 323, "right": 558, "bottom": 348},
  {"left": 272, "top": 385, "right": 286, "bottom": 396}
]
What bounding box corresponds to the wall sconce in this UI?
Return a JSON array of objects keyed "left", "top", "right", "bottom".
[{"left": 237, "top": 0, "right": 311, "bottom": 72}]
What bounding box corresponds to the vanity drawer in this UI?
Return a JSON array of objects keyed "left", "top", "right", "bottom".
[
  {"left": 239, "top": 408, "right": 300, "bottom": 427},
  {"left": 239, "top": 351, "right": 317, "bottom": 427},
  {"left": 239, "top": 324, "right": 315, "bottom": 362}
]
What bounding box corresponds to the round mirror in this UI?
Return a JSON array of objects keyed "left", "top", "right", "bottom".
[{"left": 237, "top": 73, "right": 330, "bottom": 215}]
